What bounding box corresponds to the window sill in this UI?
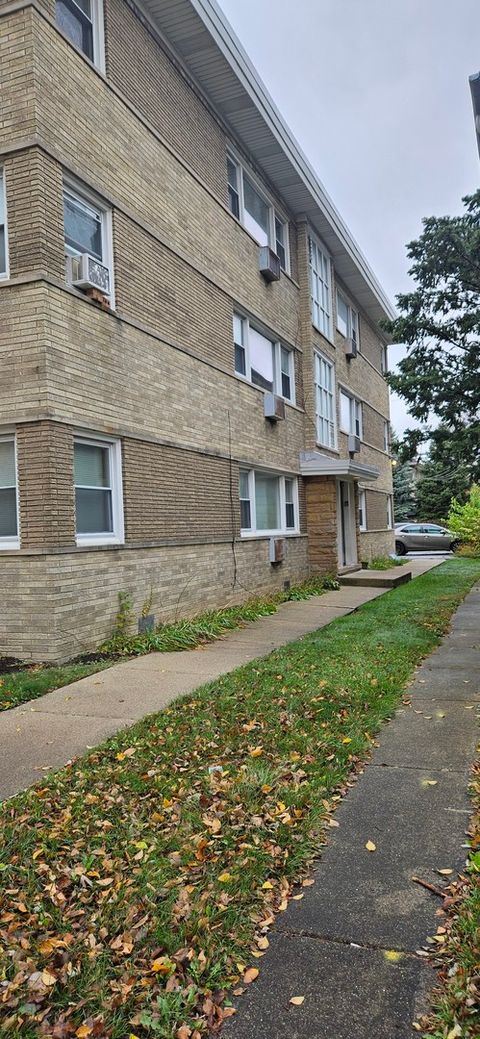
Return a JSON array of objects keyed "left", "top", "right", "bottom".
[
  {"left": 76, "top": 535, "right": 124, "bottom": 547},
  {"left": 316, "top": 442, "right": 339, "bottom": 455},
  {"left": 0, "top": 540, "right": 20, "bottom": 550},
  {"left": 240, "top": 531, "right": 302, "bottom": 540},
  {"left": 312, "top": 322, "right": 335, "bottom": 346}
]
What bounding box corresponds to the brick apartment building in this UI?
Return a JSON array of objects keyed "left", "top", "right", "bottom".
[{"left": 0, "top": 0, "right": 395, "bottom": 662}]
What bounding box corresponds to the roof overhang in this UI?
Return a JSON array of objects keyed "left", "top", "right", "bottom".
[
  {"left": 140, "top": 0, "right": 396, "bottom": 330},
  {"left": 469, "top": 72, "right": 480, "bottom": 158},
  {"left": 300, "top": 451, "right": 380, "bottom": 482}
]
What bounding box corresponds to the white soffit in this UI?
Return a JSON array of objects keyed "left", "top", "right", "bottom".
[
  {"left": 300, "top": 451, "right": 380, "bottom": 482},
  {"left": 141, "top": 0, "right": 397, "bottom": 329}
]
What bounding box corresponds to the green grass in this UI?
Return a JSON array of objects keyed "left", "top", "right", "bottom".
[
  {"left": 422, "top": 764, "right": 480, "bottom": 1039},
  {"left": 0, "top": 558, "right": 479, "bottom": 1039},
  {"left": 366, "top": 555, "right": 406, "bottom": 570},
  {"left": 0, "top": 577, "right": 337, "bottom": 713}
]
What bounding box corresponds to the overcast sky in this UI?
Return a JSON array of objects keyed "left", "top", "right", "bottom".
[{"left": 218, "top": 0, "right": 480, "bottom": 436}]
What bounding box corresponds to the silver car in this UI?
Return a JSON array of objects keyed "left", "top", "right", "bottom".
[{"left": 394, "top": 523, "right": 459, "bottom": 555}]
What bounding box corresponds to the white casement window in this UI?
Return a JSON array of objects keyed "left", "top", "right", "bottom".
[
  {"left": 55, "top": 0, "right": 105, "bottom": 71},
  {"left": 314, "top": 352, "right": 336, "bottom": 449},
  {"left": 383, "top": 420, "right": 390, "bottom": 453},
  {"left": 239, "top": 470, "right": 299, "bottom": 536},
  {"left": 63, "top": 181, "right": 114, "bottom": 302},
  {"left": 336, "top": 290, "right": 359, "bottom": 347},
  {"left": 340, "top": 390, "right": 363, "bottom": 439},
  {"left": 387, "top": 494, "right": 394, "bottom": 529},
  {"left": 227, "top": 154, "right": 289, "bottom": 272},
  {"left": 233, "top": 315, "right": 295, "bottom": 403},
  {"left": 74, "top": 435, "right": 124, "bottom": 546},
  {"left": 0, "top": 435, "right": 19, "bottom": 549},
  {"left": 309, "top": 235, "right": 332, "bottom": 339},
  {"left": 0, "top": 169, "right": 8, "bottom": 280},
  {"left": 358, "top": 489, "right": 367, "bottom": 532}
]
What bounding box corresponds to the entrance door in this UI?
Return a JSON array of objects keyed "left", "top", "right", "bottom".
[{"left": 337, "top": 480, "right": 357, "bottom": 567}]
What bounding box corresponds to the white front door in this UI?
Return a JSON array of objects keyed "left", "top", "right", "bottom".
[{"left": 337, "top": 480, "right": 357, "bottom": 567}]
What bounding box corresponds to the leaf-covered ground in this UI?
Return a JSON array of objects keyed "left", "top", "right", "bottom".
[
  {"left": 0, "top": 663, "right": 111, "bottom": 714},
  {"left": 421, "top": 763, "right": 480, "bottom": 1039},
  {"left": 1, "top": 559, "right": 479, "bottom": 1039}
]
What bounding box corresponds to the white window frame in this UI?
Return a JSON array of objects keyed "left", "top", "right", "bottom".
[
  {"left": 387, "top": 494, "right": 394, "bottom": 530},
  {"left": 339, "top": 390, "right": 363, "bottom": 439},
  {"left": 55, "top": 0, "right": 105, "bottom": 73},
  {"left": 358, "top": 488, "right": 367, "bottom": 532},
  {"left": 314, "top": 350, "right": 337, "bottom": 450},
  {"left": 309, "top": 233, "right": 332, "bottom": 340},
  {"left": 227, "top": 152, "right": 290, "bottom": 273},
  {"left": 383, "top": 420, "right": 390, "bottom": 453},
  {"left": 336, "top": 289, "right": 359, "bottom": 347},
  {"left": 0, "top": 433, "right": 20, "bottom": 550},
  {"left": 239, "top": 469, "right": 299, "bottom": 537},
  {"left": 0, "top": 168, "right": 9, "bottom": 281},
  {"left": 233, "top": 314, "right": 295, "bottom": 404},
  {"left": 74, "top": 433, "right": 124, "bottom": 547},
  {"left": 63, "top": 178, "right": 114, "bottom": 307}
]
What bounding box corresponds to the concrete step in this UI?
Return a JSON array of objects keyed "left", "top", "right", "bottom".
[{"left": 339, "top": 567, "right": 412, "bottom": 588}]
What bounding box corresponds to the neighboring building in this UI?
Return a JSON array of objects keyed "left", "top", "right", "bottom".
[
  {"left": 0, "top": 0, "right": 395, "bottom": 662},
  {"left": 469, "top": 72, "right": 480, "bottom": 156}
]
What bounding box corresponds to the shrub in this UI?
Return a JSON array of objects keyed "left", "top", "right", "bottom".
[
  {"left": 367, "top": 555, "right": 406, "bottom": 570},
  {"left": 447, "top": 485, "right": 480, "bottom": 556}
]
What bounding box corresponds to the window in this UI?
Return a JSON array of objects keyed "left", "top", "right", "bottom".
[
  {"left": 336, "top": 290, "right": 359, "bottom": 346},
  {"left": 358, "top": 489, "right": 367, "bottom": 532},
  {"left": 0, "top": 169, "right": 8, "bottom": 279},
  {"left": 383, "top": 421, "right": 390, "bottom": 453},
  {"left": 239, "top": 470, "right": 299, "bottom": 535},
  {"left": 381, "top": 345, "right": 388, "bottom": 374},
  {"left": 63, "top": 182, "right": 113, "bottom": 299},
  {"left": 314, "top": 352, "right": 336, "bottom": 449},
  {"left": 226, "top": 154, "right": 289, "bottom": 272},
  {"left": 387, "top": 495, "right": 393, "bottom": 529},
  {"left": 0, "top": 436, "right": 19, "bottom": 549},
  {"left": 233, "top": 315, "right": 295, "bottom": 402},
  {"left": 309, "top": 235, "right": 331, "bottom": 339},
  {"left": 55, "top": 0, "right": 104, "bottom": 70},
  {"left": 340, "top": 391, "right": 362, "bottom": 438},
  {"left": 74, "top": 435, "right": 124, "bottom": 545}
]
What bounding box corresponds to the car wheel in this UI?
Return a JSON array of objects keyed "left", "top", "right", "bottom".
[
  {"left": 450, "top": 540, "right": 460, "bottom": 553},
  {"left": 395, "top": 540, "right": 406, "bottom": 556}
]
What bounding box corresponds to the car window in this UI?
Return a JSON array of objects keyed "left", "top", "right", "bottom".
[
  {"left": 401, "top": 525, "right": 421, "bottom": 532},
  {"left": 424, "top": 525, "right": 443, "bottom": 533}
]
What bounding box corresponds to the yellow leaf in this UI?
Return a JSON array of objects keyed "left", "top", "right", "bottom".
[
  {"left": 257, "top": 936, "right": 269, "bottom": 950},
  {"left": 76, "top": 1027, "right": 93, "bottom": 1039},
  {"left": 437, "top": 868, "right": 453, "bottom": 876},
  {"left": 116, "top": 752, "right": 125, "bottom": 761},
  {"left": 289, "top": 752, "right": 301, "bottom": 762},
  {"left": 342, "top": 737, "right": 352, "bottom": 744},
  {"left": 218, "top": 872, "right": 232, "bottom": 883},
  {"left": 249, "top": 746, "right": 264, "bottom": 758},
  {"left": 243, "top": 968, "right": 259, "bottom": 984},
  {"left": 278, "top": 898, "right": 288, "bottom": 911},
  {"left": 261, "top": 784, "right": 272, "bottom": 793},
  {"left": 422, "top": 779, "right": 438, "bottom": 787},
  {"left": 366, "top": 840, "right": 376, "bottom": 852},
  {"left": 292, "top": 893, "right": 304, "bottom": 901},
  {"left": 236, "top": 962, "right": 246, "bottom": 973},
  {"left": 328, "top": 819, "right": 339, "bottom": 828},
  {"left": 384, "top": 950, "right": 402, "bottom": 962},
  {"left": 151, "top": 957, "right": 174, "bottom": 974},
  {"left": 41, "top": 971, "right": 56, "bottom": 987},
  {"left": 262, "top": 881, "right": 274, "bottom": 890},
  {"left": 289, "top": 995, "right": 305, "bottom": 1005}
]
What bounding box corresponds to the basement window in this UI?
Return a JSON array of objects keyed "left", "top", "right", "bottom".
[
  {"left": 55, "top": 0, "right": 105, "bottom": 71},
  {"left": 0, "top": 435, "right": 19, "bottom": 549}
]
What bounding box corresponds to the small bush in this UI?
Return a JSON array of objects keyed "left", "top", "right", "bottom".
[
  {"left": 447, "top": 485, "right": 480, "bottom": 556},
  {"left": 367, "top": 555, "right": 406, "bottom": 571}
]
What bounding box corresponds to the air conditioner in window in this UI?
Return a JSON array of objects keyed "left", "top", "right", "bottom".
[
  {"left": 258, "top": 246, "right": 281, "bottom": 283},
  {"left": 269, "top": 537, "right": 285, "bottom": 564},
  {"left": 69, "top": 253, "right": 111, "bottom": 296},
  {"left": 264, "top": 393, "right": 286, "bottom": 421},
  {"left": 344, "top": 337, "right": 358, "bottom": 359},
  {"left": 348, "top": 434, "right": 361, "bottom": 454}
]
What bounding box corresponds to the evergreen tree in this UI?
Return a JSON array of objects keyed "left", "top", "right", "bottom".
[{"left": 392, "top": 461, "right": 417, "bottom": 521}]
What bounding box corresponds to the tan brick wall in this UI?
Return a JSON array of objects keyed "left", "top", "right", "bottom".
[
  {"left": 17, "top": 421, "right": 75, "bottom": 547},
  {"left": 359, "top": 530, "right": 395, "bottom": 562},
  {"left": 305, "top": 476, "right": 337, "bottom": 574},
  {"left": 104, "top": 0, "right": 228, "bottom": 202},
  {"left": 0, "top": 8, "right": 36, "bottom": 151},
  {"left": 0, "top": 282, "right": 50, "bottom": 422},
  {"left": 365, "top": 488, "right": 390, "bottom": 532},
  {"left": 2, "top": 148, "right": 64, "bottom": 279}
]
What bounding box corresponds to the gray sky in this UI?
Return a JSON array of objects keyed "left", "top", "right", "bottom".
[{"left": 218, "top": 0, "right": 480, "bottom": 436}]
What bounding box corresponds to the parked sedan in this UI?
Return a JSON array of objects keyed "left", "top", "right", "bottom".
[{"left": 394, "top": 523, "right": 459, "bottom": 555}]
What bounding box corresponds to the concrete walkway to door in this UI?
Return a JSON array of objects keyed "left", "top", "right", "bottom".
[{"left": 0, "top": 557, "right": 442, "bottom": 802}]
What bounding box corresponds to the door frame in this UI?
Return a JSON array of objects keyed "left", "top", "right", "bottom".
[{"left": 337, "top": 479, "right": 357, "bottom": 568}]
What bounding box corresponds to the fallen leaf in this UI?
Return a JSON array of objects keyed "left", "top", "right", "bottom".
[
  {"left": 289, "top": 996, "right": 305, "bottom": 1005},
  {"left": 243, "top": 968, "right": 259, "bottom": 984},
  {"left": 249, "top": 747, "right": 264, "bottom": 758},
  {"left": 328, "top": 819, "right": 339, "bottom": 828},
  {"left": 218, "top": 872, "right": 232, "bottom": 883},
  {"left": 257, "top": 936, "right": 269, "bottom": 950},
  {"left": 383, "top": 950, "right": 402, "bottom": 962},
  {"left": 366, "top": 840, "right": 376, "bottom": 852},
  {"left": 437, "top": 868, "right": 453, "bottom": 876},
  {"left": 262, "top": 881, "right": 274, "bottom": 890},
  {"left": 75, "top": 1027, "right": 93, "bottom": 1039},
  {"left": 422, "top": 779, "right": 438, "bottom": 787}
]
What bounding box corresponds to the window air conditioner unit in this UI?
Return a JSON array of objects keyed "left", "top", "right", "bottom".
[
  {"left": 344, "top": 337, "right": 358, "bottom": 359},
  {"left": 69, "top": 253, "right": 111, "bottom": 296},
  {"left": 269, "top": 537, "right": 285, "bottom": 564},
  {"left": 264, "top": 392, "right": 286, "bottom": 421},
  {"left": 348, "top": 434, "right": 360, "bottom": 454},
  {"left": 258, "top": 246, "right": 281, "bottom": 283}
]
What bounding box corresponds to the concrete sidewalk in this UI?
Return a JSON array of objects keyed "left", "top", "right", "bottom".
[
  {"left": 0, "top": 557, "right": 441, "bottom": 801},
  {"left": 225, "top": 583, "right": 480, "bottom": 1039}
]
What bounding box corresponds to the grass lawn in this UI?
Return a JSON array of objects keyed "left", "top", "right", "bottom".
[
  {"left": 0, "top": 578, "right": 335, "bottom": 713},
  {"left": 0, "top": 558, "right": 479, "bottom": 1039},
  {"left": 421, "top": 764, "right": 480, "bottom": 1039}
]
